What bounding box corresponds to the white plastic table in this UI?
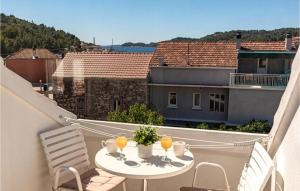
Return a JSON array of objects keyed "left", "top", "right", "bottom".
[{"left": 95, "top": 141, "right": 194, "bottom": 191}]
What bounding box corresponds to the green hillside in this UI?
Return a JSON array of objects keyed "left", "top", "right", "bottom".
[
  {"left": 121, "top": 28, "right": 299, "bottom": 47},
  {"left": 0, "top": 13, "right": 82, "bottom": 57},
  {"left": 169, "top": 28, "right": 299, "bottom": 42}
]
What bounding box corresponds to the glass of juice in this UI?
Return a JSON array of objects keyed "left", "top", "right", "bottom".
[
  {"left": 160, "top": 135, "right": 172, "bottom": 162},
  {"left": 116, "top": 134, "right": 128, "bottom": 161}
]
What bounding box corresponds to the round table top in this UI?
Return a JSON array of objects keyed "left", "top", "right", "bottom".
[{"left": 95, "top": 141, "right": 194, "bottom": 179}]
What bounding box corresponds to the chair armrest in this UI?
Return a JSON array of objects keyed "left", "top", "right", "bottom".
[
  {"left": 54, "top": 166, "right": 83, "bottom": 191},
  {"left": 192, "top": 162, "right": 230, "bottom": 191}
]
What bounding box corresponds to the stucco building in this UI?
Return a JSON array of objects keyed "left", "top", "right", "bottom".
[
  {"left": 149, "top": 34, "right": 298, "bottom": 124},
  {"left": 5, "top": 48, "right": 57, "bottom": 84},
  {"left": 52, "top": 52, "right": 152, "bottom": 119}
]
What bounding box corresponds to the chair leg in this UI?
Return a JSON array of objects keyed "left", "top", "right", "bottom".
[{"left": 122, "top": 181, "right": 127, "bottom": 191}]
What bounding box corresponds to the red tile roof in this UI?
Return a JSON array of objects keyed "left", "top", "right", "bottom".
[
  {"left": 53, "top": 52, "right": 153, "bottom": 79},
  {"left": 7, "top": 48, "right": 57, "bottom": 59},
  {"left": 241, "top": 37, "right": 299, "bottom": 51},
  {"left": 150, "top": 42, "right": 238, "bottom": 67},
  {"left": 151, "top": 38, "right": 299, "bottom": 68},
  {"left": 241, "top": 42, "right": 286, "bottom": 51}
]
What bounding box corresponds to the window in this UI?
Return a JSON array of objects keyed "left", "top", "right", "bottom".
[
  {"left": 258, "top": 58, "right": 268, "bottom": 68},
  {"left": 209, "top": 93, "right": 225, "bottom": 112},
  {"left": 113, "top": 99, "right": 121, "bottom": 111},
  {"left": 192, "top": 93, "right": 201, "bottom": 109},
  {"left": 168, "top": 92, "right": 177, "bottom": 108}
]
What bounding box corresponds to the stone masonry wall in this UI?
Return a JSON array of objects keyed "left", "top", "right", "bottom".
[
  {"left": 53, "top": 77, "right": 86, "bottom": 118},
  {"left": 53, "top": 77, "right": 148, "bottom": 120}
]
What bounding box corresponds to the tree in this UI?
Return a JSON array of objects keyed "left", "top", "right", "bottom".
[
  {"left": 107, "top": 104, "right": 164, "bottom": 126},
  {"left": 0, "top": 13, "right": 83, "bottom": 56}
]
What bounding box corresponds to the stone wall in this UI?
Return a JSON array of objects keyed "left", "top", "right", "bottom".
[{"left": 53, "top": 77, "right": 148, "bottom": 120}]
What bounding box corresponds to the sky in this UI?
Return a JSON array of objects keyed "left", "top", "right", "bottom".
[{"left": 1, "top": 0, "right": 299, "bottom": 45}]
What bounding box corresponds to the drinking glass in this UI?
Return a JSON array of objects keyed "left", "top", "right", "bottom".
[
  {"left": 160, "top": 135, "right": 172, "bottom": 162},
  {"left": 116, "top": 134, "right": 128, "bottom": 160}
]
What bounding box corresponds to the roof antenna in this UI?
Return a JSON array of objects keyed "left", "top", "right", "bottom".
[{"left": 109, "top": 38, "right": 114, "bottom": 52}]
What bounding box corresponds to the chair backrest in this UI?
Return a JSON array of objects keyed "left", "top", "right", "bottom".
[
  {"left": 40, "top": 124, "right": 90, "bottom": 183},
  {"left": 238, "top": 142, "right": 274, "bottom": 191}
]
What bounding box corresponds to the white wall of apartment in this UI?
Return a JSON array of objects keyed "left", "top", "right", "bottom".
[
  {"left": 274, "top": 107, "right": 300, "bottom": 191},
  {"left": 269, "top": 50, "right": 300, "bottom": 190},
  {"left": 0, "top": 60, "right": 76, "bottom": 191}
]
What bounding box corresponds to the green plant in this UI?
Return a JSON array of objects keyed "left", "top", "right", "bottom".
[
  {"left": 107, "top": 104, "right": 164, "bottom": 125},
  {"left": 133, "top": 126, "right": 160, "bottom": 146},
  {"left": 238, "top": 120, "right": 271, "bottom": 133},
  {"left": 107, "top": 110, "right": 127, "bottom": 122},
  {"left": 218, "top": 123, "right": 227, "bottom": 130},
  {"left": 196, "top": 123, "right": 209, "bottom": 129}
]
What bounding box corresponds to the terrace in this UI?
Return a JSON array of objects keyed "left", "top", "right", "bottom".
[
  {"left": 1, "top": 49, "right": 299, "bottom": 191},
  {"left": 229, "top": 73, "right": 290, "bottom": 88}
]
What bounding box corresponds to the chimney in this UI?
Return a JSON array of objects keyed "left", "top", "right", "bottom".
[
  {"left": 32, "top": 48, "right": 37, "bottom": 59},
  {"left": 158, "top": 58, "right": 166, "bottom": 66},
  {"left": 236, "top": 32, "right": 242, "bottom": 49},
  {"left": 285, "top": 33, "right": 292, "bottom": 51}
]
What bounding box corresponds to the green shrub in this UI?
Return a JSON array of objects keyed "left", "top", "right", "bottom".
[
  {"left": 107, "top": 110, "right": 127, "bottom": 122},
  {"left": 185, "top": 122, "right": 194, "bottom": 128},
  {"left": 238, "top": 120, "right": 271, "bottom": 133},
  {"left": 196, "top": 123, "right": 209, "bottom": 129},
  {"left": 107, "top": 104, "right": 164, "bottom": 125},
  {"left": 218, "top": 123, "right": 227, "bottom": 130},
  {"left": 133, "top": 126, "right": 160, "bottom": 146}
]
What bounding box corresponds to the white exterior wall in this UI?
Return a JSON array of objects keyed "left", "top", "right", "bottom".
[
  {"left": 274, "top": 107, "right": 300, "bottom": 190},
  {"left": 0, "top": 61, "right": 76, "bottom": 191},
  {"left": 269, "top": 50, "right": 300, "bottom": 190}
]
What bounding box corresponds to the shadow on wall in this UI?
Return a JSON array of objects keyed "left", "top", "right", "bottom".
[{"left": 275, "top": 171, "right": 284, "bottom": 191}]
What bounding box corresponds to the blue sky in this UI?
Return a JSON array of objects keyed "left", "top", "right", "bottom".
[{"left": 1, "top": 0, "right": 299, "bottom": 45}]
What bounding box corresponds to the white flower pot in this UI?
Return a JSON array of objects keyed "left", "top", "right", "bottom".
[{"left": 137, "top": 144, "right": 153, "bottom": 159}]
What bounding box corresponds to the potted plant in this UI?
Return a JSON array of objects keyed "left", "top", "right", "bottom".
[{"left": 133, "top": 126, "right": 160, "bottom": 159}]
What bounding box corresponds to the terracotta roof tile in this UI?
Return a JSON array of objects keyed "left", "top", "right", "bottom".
[
  {"left": 241, "top": 37, "right": 299, "bottom": 51},
  {"left": 7, "top": 48, "right": 57, "bottom": 59},
  {"left": 150, "top": 42, "right": 238, "bottom": 67},
  {"left": 53, "top": 52, "right": 153, "bottom": 79},
  {"left": 151, "top": 38, "right": 299, "bottom": 68}
]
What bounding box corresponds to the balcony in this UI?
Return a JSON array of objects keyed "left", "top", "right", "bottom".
[
  {"left": 1, "top": 50, "right": 300, "bottom": 191},
  {"left": 230, "top": 73, "right": 290, "bottom": 88}
]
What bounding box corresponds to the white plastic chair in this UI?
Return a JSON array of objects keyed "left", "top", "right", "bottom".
[
  {"left": 40, "top": 124, "right": 126, "bottom": 191},
  {"left": 180, "top": 142, "right": 274, "bottom": 191}
]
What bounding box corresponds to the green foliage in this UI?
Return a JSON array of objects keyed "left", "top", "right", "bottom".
[
  {"left": 196, "top": 123, "right": 209, "bottom": 129},
  {"left": 167, "top": 28, "right": 299, "bottom": 43},
  {"left": 191, "top": 120, "right": 269, "bottom": 133},
  {"left": 237, "top": 120, "right": 271, "bottom": 133},
  {"left": 122, "top": 42, "right": 157, "bottom": 47},
  {"left": 133, "top": 126, "right": 160, "bottom": 146},
  {"left": 0, "top": 13, "right": 82, "bottom": 56},
  {"left": 106, "top": 110, "right": 127, "bottom": 122},
  {"left": 107, "top": 104, "right": 164, "bottom": 125},
  {"left": 218, "top": 123, "right": 227, "bottom": 130}
]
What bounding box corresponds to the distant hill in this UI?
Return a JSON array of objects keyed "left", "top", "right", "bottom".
[
  {"left": 0, "top": 13, "right": 83, "bottom": 57},
  {"left": 121, "top": 42, "right": 157, "bottom": 47},
  {"left": 121, "top": 28, "right": 299, "bottom": 47},
  {"left": 168, "top": 28, "right": 300, "bottom": 42}
]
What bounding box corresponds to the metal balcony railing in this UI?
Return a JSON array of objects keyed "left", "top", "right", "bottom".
[{"left": 230, "top": 73, "right": 290, "bottom": 87}]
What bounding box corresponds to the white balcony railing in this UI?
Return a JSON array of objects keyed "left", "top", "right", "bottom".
[{"left": 230, "top": 73, "right": 290, "bottom": 87}]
